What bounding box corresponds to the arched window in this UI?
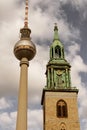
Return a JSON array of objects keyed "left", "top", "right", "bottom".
[
  {"left": 57, "top": 100, "right": 68, "bottom": 118},
  {"left": 55, "top": 45, "right": 61, "bottom": 58},
  {"left": 59, "top": 123, "right": 66, "bottom": 130}
]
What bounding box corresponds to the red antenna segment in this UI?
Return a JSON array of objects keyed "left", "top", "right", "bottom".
[{"left": 24, "top": 0, "right": 29, "bottom": 28}]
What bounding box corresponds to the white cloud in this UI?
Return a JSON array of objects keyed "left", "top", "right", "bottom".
[
  {"left": 0, "top": 98, "right": 11, "bottom": 110},
  {"left": 80, "top": 119, "right": 87, "bottom": 130},
  {"left": 28, "top": 109, "right": 43, "bottom": 130},
  {"left": 0, "top": 108, "right": 42, "bottom": 130},
  {"left": 0, "top": 0, "right": 23, "bottom": 23},
  {"left": 0, "top": 111, "right": 16, "bottom": 130},
  {"left": 66, "top": 43, "right": 87, "bottom": 86}
]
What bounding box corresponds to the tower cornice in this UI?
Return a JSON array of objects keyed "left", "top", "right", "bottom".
[{"left": 41, "top": 88, "right": 79, "bottom": 105}]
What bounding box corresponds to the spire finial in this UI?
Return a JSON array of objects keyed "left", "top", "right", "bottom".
[
  {"left": 54, "top": 23, "right": 59, "bottom": 40},
  {"left": 55, "top": 23, "right": 57, "bottom": 27},
  {"left": 54, "top": 23, "right": 58, "bottom": 31},
  {"left": 24, "top": 0, "right": 29, "bottom": 28}
]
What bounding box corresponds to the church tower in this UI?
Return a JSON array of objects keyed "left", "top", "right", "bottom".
[{"left": 41, "top": 24, "right": 80, "bottom": 130}]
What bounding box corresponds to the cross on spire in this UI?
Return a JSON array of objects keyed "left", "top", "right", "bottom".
[
  {"left": 55, "top": 23, "right": 57, "bottom": 26},
  {"left": 54, "top": 23, "right": 59, "bottom": 40}
]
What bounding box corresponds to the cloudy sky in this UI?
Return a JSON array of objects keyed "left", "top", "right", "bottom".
[{"left": 0, "top": 0, "right": 87, "bottom": 130}]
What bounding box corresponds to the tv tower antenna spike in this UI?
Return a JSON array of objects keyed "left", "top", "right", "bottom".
[{"left": 24, "top": 0, "right": 29, "bottom": 28}]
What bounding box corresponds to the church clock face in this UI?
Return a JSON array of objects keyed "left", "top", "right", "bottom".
[
  {"left": 57, "top": 70, "right": 64, "bottom": 75},
  {"left": 56, "top": 70, "right": 66, "bottom": 88}
]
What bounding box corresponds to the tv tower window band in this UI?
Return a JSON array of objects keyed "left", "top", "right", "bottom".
[{"left": 13, "top": 0, "right": 36, "bottom": 130}]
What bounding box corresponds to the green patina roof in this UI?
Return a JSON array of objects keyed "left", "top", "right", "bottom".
[
  {"left": 51, "top": 40, "right": 64, "bottom": 48},
  {"left": 45, "top": 24, "right": 72, "bottom": 90},
  {"left": 51, "top": 24, "right": 64, "bottom": 48},
  {"left": 48, "top": 59, "right": 71, "bottom": 66},
  {"left": 53, "top": 23, "right": 59, "bottom": 40}
]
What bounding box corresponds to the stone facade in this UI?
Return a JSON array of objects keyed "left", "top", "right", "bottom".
[{"left": 42, "top": 91, "right": 80, "bottom": 130}]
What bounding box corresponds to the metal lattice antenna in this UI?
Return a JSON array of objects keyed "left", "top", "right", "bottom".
[{"left": 24, "top": 0, "right": 29, "bottom": 28}]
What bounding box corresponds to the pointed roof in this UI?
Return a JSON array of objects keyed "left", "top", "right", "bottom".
[
  {"left": 54, "top": 23, "right": 59, "bottom": 40},
  {"left": 51, "top": 23, "right": 64, "bottom": 48},
  {"left": 49, "top": 24, "right": 70, "bottom": 66}
]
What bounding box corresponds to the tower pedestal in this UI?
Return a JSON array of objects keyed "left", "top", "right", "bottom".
[
  {"left": 41, "top": 89, "right": 80, "bottom": 130},
  {"left": 16, "top": 58, "right": 29, "bottom": 130}
]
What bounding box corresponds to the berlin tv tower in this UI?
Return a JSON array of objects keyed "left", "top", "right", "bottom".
[{"left": 13, "top": 0, "right": 36, "bottom": 130}]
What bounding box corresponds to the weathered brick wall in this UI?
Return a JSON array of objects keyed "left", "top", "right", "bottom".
[{"left": 43, "top": 91, "right": 80, "bottom": 130}]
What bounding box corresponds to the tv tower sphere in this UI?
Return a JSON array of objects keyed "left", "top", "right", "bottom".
[{"left": 14, "top": 28, "right": 36, "bottom": 61}]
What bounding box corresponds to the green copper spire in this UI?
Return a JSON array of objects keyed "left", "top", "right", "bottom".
[
  {"left": 45, "top": 24, "right": 72, "bottom": 90},
  {"left": 50, "top": 24, "right": 64, "bottom": 60},
  {"left": 54, "top": 23, "right": 59, "bottom": 40}
]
